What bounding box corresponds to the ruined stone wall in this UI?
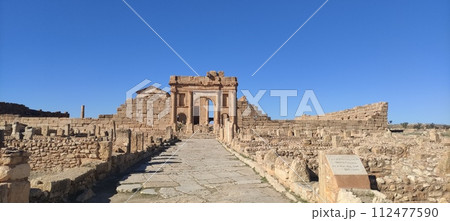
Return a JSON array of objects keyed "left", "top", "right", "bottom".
[
  {"left": 237, "top": 99, "right": 388, "bottom": 132},
  {"left": 295, "top": 102, "right": 388, "bottom": 130},
  {"left": 225, "top": 126, "right": 449, "bottom": 203},
  {"left": 357, "top": 135, "right": 450, "bottom": 203},
  {"left": 236, "top": 96, "right": 271, "bottom": 129},
  {"left": 3, "top": 136, "right": 112, "bottom": 171},
  {"left": 115, "top": 98, "right": 171, "bottom": 131},
  {"left": 115, "top": 86, "right": 172, "bottom": 131},
  {"left": 1, "top": 128, "right": 168, "bottom": 172},
  {"left": 0, "top": 115, "right": 113, "bottom": 136},
  {"left": 29, "top": 142, "right": 172, "bottom": 202},
  {"left": 0, "top": 94, "right": 174, "bottom": 172}
]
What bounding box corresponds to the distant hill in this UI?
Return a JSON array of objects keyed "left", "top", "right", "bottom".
[{"left": 0, "top": 102, "right": 69, "bottom": 118}]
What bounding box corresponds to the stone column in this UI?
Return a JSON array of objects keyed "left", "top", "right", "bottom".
[
  {"left": 64, "top": 124, "right": 71, "bottom": 137},
  {"left": 0, "top": 148, "right": 31, "bottom": 203},
  {"left": 170, "top": 89, "right": 177, "bottom": 129},
  {"left": 229, "top": 89, "right": 237, "bottom": 129},
  {"left": 200, "top": 98, "right": 208, "bottom": 126},
  {"left": 112, "top": 121, "right": 116, "bottom": 141},
  {"left": 80, "top": 105, "right": 85, "bottom": 119},
  {"left": 186, "top": 91, "right": 193, "bottom": 133},
  {"left": 96, "top": 126, "right": 101, "bottom": 137},
  {"left": 213, "top": 95, "right": 220, "bottom": 133}
]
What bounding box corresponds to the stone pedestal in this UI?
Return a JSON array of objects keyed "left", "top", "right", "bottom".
[
  {"left": 319, "top": 152, "right": 370, "bottom": 203},
  {"left": 165, "top": 126, "right": 173, "bottom": 141},
  {"left": 23, "top": 127, "right": 35, "bottom": 140},
  {"left": 0, "top": 148, "right": 31, "bottom": 203},
  {"left": 41, "top": 126, "right": 49, "bottom": 136}
]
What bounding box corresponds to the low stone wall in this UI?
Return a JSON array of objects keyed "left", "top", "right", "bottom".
[
  {"left": 29, "top": 139, "right": 176, "bottom": 202},
  {"left": 3, "top": 136, "right": 111, "bottom": 171}
]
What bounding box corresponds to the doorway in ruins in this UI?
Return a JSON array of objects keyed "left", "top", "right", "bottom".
[
  {"left": 193, "top": 97, "right": 216, "bottom": 132},
  {"left": 208, "top": 99, "right": 214, "bottom": 125}
]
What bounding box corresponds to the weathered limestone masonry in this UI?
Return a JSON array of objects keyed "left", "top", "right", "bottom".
[
  {"left": 295, "top": 102, "right": 388, "bottom": 131},
  {"left": 169, "top": 71, "right": 238, "bottom": 134},
  {"left": 3, "top": 136, "right": 111, "bottom": 170},
  {"left": 238, "top": 102, "right": 388, "bottom": 133},
  {"left": 0, "top": 148, "right": 31, "bottom": 203},
  {"left": 115, "top": 86, "right": 172, "bottom": 132}
]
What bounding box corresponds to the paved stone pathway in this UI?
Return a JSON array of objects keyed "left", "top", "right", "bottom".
[{"left": 108, "top": 139, "right": 291, "bottom": 203}]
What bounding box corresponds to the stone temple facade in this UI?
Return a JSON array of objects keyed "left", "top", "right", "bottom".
[{"left": 1, "top": 71, "right": 449, "bottom": 203}]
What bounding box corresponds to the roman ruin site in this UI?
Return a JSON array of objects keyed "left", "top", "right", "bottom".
[{"left": 0, "top": 71, "right": 449, "bottom": 203}]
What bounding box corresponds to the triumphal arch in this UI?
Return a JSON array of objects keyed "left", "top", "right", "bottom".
[{"left": 169, "top": 71, "right": 238, "bottom": 134}]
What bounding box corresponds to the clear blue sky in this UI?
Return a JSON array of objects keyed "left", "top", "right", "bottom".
[{"left": 1, "top": 0, "right": 449, "bottom": 124}]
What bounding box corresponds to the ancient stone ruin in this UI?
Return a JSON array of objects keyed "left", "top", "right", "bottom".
[{"left": 0, "top": 71, "right": 448, "bottom": 203}]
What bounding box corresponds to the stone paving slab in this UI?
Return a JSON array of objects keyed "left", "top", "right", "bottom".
[
  {"left": 119, "top": 174, "right": 147, "bottom": 184},
  {"left": 116, "top": 184, "right": 141, "bottom": 193},
  {"left": 109, "top": 139, "right": 291, "bottom": 203},
  {"left": 140, "top": 189, "right": 158, "bottom": 195},
  {"left": 143, "top": 181, "right": 179, "bottom": 188}
]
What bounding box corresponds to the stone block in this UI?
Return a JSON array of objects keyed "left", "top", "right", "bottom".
[
  {"left": 289, "top": 159, "right": 311, "bottom": 183},
  {"left": 437, "top": 150, "right": 450, "bottom": 175},
  {"left": 0, "top": 166, "right": 11, "bottom": 182},
  {"left": 319, "top": 152, "right": 370, "bottom": 203},
  {"left": 274, "top": 158, "right": 289, "bottom": 181},
  {"left": 56, "top": 128, "right": 64, "bottom": 136},
  {"left": 263, "top": 149, "right": 278, "bottom": 169},
  {"left": 7, "top": 181, "right": 30, "bottom": 203},
  {"left": 13, "top": 132, "right": 23, "bottom": 140},
  {"left": 0, "top": 183, "right": 8, "bottom": 203},
  {"left": 0, "top": 155, "right": 26, "bottom": 166},
  {"left": 98, "top": 141, "right": 112, "bottom": 160},
  {"left": 23, "top": 127, "right": 35, "bottom": 140},
  {"left": 116, "top": 184, "right": 141, "bottom": 193},
  {"left": 9, "top": 164, "right": 30, "bottom": 181},
  {"left": 115, "top": 129, "right": 131, "bottom": 153},
  {"left": 41, "top": 126, "right": 49, "bottom": 136},
  {"left": 165, "top": 126, "right": 173, "bottom": 141},
  {"left": 64, "top": 124, "right": 71, "bottom": 136}
]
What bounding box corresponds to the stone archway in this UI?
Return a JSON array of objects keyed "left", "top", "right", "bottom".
[
  {"left": 176, "top": 113, "right": 187, "bottom": 124},
  {"left": 169, "top": 71, "right": 238, "bottom": 134}
]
